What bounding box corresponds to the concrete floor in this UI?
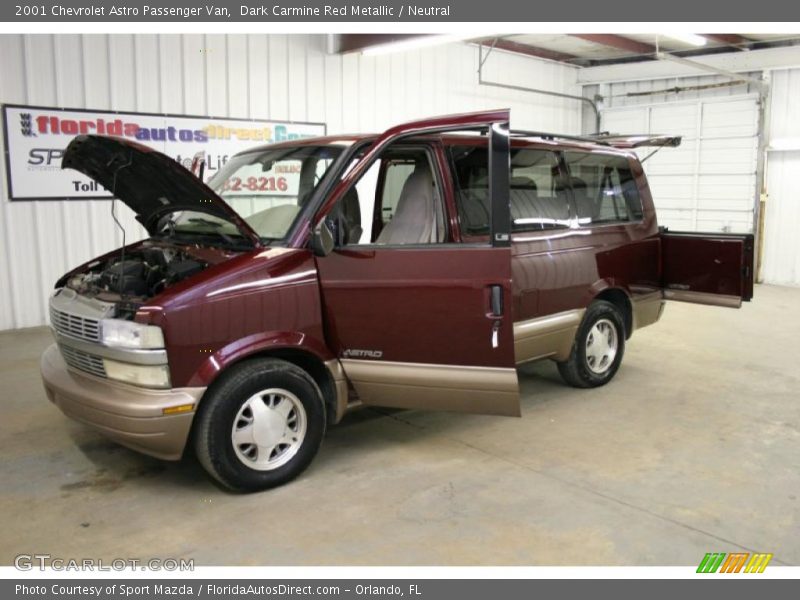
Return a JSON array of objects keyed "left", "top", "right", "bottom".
[{"left": 1, "top": 284, "right": 798, "bottom": 566}]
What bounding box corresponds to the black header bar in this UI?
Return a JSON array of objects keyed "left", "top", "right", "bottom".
[{"left": 4, "top": 0, "right": 800, "bottom": 22}]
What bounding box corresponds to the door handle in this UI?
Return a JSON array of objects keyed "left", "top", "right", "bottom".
[
  {"left": 488, "top": 285, "right": 504, "bottom": 348},
  {"left": 490, "top": 285, "right": 504, "bottom": 317}
]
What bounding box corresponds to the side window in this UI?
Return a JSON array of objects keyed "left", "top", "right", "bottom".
[
  {"left": 335, "top": 148, "right": 446, "bottom": 246},
  {"left": 563, "top": 152, "right": 643, "bottom": 226},
  {"left": 450, "top": 145, "right": 569, "bottom": 236},
  {"left": 510, "top": 150, "right": 570, "bottom": 230}
]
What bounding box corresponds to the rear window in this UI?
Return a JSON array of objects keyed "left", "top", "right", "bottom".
[
  {"left": 563, "top": 152, "right": 643, "bottom": 225},
  {"left": 450, "top": 145, "right": 570, "bottom": 236}
]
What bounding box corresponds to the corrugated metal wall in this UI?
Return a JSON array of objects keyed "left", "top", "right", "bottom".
[
  {"left": 0, "top": 34, "right": 581, "bottom": 331},
  {"left": 762, "top": 68, "right": 800, "bottom": 286}
]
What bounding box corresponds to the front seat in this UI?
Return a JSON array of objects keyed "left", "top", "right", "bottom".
[{"left": 376, "top": 165, "right": 439, "bottom": 245}]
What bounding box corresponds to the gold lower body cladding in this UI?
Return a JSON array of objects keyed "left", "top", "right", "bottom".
[
  {"left": 339, "top": 359, "right": 520, "bottom": 417},
  {"left": 513, "top": 309, "right": 585, "bottom": 365}
]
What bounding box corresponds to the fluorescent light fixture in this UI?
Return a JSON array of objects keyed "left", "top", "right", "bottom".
[
  {"left": 663, "top": 33, "right": 708, "bottom": 47},
  {"left": 362, "top": 35, "right": 473, "bottom": 56}
]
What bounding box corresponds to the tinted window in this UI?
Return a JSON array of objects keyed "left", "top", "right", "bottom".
[
  {"left": 510, "top": 149, "right": 570, "bottom": 230},
  {"left": 450, "top": 145, "right": 570, "bottom": 236},
  {"left": 563, "top": 152, "right": 643, "bottom": 225}
]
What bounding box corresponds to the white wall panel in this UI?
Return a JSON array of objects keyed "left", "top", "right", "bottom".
[
  {"left": 762, "top": 68, "right": 800, "bottom": 286},
  {"left": 762, "top": 152, "right": 800, "bottom": 285},
  {"left": 0, "top": 34, "right": 581, "bottom": 330}
]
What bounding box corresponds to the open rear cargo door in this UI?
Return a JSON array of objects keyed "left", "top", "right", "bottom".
[{"left": 661, "top": 231, "right": 754, "bottom": 308}]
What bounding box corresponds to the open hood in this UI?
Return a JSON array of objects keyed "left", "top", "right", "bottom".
[{"left": 62, "top": 135, "right": 261, "bottom": 246}]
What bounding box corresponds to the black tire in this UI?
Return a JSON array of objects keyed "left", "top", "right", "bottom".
[
  {"left": 557, "top": 300, "right": 626, "bottom": 389},
  {"left": 193, "top": 358, "right": 326, "bottom": 492}
]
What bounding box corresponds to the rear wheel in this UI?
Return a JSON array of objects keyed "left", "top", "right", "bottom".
[
  {"left": 194, "top": 358, "right": 326, "bottom": 492},
  {"left": 557, "top": 300, "right": 625, "bottom": 388}
]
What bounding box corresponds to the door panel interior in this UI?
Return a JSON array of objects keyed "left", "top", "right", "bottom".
[{"left": 661, "top": 231, "right": 754, "bottom": 307}]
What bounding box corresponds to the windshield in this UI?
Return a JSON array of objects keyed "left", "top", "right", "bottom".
[
  {"left": 156, "top": 211, "right": 251, "bottom": 249},
  {"left": 204, "top": 143, "right": 348, "bottom": 242}
]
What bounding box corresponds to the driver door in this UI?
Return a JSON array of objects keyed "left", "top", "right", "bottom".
[{"left": 313, "top": 111, "right": 520, "bottom": 416}]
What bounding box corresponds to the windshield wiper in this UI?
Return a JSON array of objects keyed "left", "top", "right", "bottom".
[{"left": 173, "top": 231, "right": 255, "bottom": 251}]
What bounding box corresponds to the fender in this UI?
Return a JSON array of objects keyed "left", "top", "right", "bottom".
[
  {"left": 587, "top": 279, "right": 635, "bottom": 336},
  {"left": 587, "top": 277, "right": 615, "bottom": 298},
  {"left": 187, "top": 330, "right": 335, "bottom": 387}
]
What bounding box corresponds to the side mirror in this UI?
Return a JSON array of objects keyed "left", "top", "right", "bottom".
[{"left": 310, "top": 219, "right": 335, "bottom": 257}]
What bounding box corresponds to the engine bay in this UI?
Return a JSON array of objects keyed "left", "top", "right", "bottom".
[{"left": 63, "top": 242, "right": 220, "bottom": 317}]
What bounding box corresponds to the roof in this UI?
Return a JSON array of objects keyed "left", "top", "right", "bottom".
[
  {"left": 234, "top": 131, "right": 631, "bottom": 157},
  {"left": 239, "top": 135, "right": 368, "bottom": 154}
]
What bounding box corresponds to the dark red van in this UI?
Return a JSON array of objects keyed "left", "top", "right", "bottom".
[{"left": 41, "top": 110, "right": 754, "bottom": 491}]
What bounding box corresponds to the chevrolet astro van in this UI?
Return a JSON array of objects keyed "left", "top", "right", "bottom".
[{"left": 41, "top": 110, "right": 754, "bottom": 491}]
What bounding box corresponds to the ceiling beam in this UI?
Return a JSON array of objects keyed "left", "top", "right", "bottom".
[
  {"left": 577, "top": 45, "right": 800, "bottom": 85},
  {"left": 477, "top": 38, "right": 579, "bottom": 64},
  {"left": 335, "top": 34, "right": 424, "bottom": 54},
  {"left": 703, "top": 34, "right": 751, "bottom": 46},
  {"left": 335, "top": 35, "right": 579, "bottom": 63},
  {"left": 656, "top": 51, "right": 766, "bottom": 89},
  {"left": 570, "top": 34, "right": 656, "bottom": 55}
]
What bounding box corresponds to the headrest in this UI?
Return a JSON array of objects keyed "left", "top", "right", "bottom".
[{"left": 403, "top": 164, "right": 434, "bottom": 193}]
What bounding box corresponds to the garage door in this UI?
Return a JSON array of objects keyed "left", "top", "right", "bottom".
[{"left": 601, "top": 95, "right": 760, "bottom": 233}]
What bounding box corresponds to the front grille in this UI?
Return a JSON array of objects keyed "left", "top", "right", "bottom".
[
  {"left": 58, "top": 344, "right": 107, "bottom": 379},
  {"left": 50, "top": 307, "right": 101, "bottom": 343}
]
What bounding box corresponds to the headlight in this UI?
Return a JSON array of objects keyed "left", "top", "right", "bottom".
[
  {"left": 101, "top": 319, "right": 164, "bottom": 349},
  {"left": 103, "top": 359, "right": 171, "bottom": 389}
]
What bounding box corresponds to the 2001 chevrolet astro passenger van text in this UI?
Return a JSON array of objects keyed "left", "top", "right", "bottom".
[{"left": 41, "top": 110, "right": 754, "bottom": 491}]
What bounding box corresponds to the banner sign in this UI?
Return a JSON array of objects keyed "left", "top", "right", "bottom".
[{"left": 2, "top": 104, "right": 326, "bottom": 201}]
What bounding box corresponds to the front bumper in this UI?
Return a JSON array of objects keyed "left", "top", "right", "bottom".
[{"left": 41, "top": 344, "right": 205, "bottom": 460}]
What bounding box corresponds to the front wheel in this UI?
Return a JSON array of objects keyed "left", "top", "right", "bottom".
[
  {"left": 193, "top": 358, "right": 326, "bottom": 492},
  {"left": 557, "top": 300, "right": 626, "bottom": 388}
]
